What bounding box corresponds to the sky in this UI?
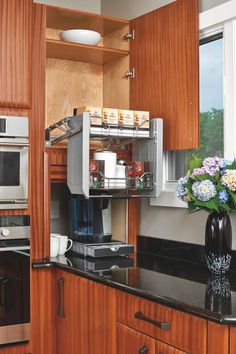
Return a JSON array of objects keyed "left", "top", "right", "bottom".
[{"left": 200, "top": 37, "right": 224, "bottom": 113}]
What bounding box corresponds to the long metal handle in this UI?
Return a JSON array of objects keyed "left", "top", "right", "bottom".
[
  {"left": 57, "top": 277, "right": 65, "bottom": 318},
  {"left": 135, "top": 311, "right": 171, "bottom": 330},
  {"left": 0, "top": 142, "right": 29, "bottom": 147},
  {"left": 139, "top": 346, "right": 149, "bottom": 354},
  {"left": 0, "top": 276, "right": 9, "bottom": 308}
]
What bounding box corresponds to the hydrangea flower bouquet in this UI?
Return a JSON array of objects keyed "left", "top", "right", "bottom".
[
  {"left": 177, "top": 156, "right": 236, "bottom": 214},
  {"left": 177, "top": 156, "right": 235, "bottom": 274}
]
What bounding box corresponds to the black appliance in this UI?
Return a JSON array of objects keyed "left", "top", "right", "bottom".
[
  {"left": 0, "top": 248, "right": 30, "bottom": 345},
  {"left": 0, "top": 215, "right": 30, "bottom": 345},
  {"left": 70, "top": 196, "right": 134, "bottom": 258}
]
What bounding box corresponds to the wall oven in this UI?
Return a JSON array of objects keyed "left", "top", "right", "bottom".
[
  {"left": 0, "top": 116, "right": 29, "bottom": 209},
  {"left": 0, "top": 215, "right": 30, "bottom": 345}
]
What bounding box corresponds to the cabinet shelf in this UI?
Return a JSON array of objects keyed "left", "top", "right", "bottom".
[
  {"left": 46, "top": 6, "right": 129, "bottom": 36},
  {"left": 46, "top": 39, "right": 129, "bottom": 64}
]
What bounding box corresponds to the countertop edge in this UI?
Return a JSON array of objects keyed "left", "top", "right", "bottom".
[{"left": 32, "top": 260, "right": 236, "bottom": 325}]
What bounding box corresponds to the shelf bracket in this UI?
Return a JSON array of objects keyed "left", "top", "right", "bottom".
[
  {"left": 123, "top": 68, "right": 135, "bottom": 79},
  {"left": 123, "top": 30, "right": 134, "bottom": 41}
]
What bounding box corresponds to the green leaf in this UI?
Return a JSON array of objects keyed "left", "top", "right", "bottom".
[
  {"left": 229, "top": 191, "right": 236, "bottom": 205},
  {"left": 194, "top": 199, "right": 219, "bottom": 213},
  {"left": 219, "top": 203, "right": 231, "bottom": 213},
  {"left": 225, "top": 160, "right": 236, "bottom": 170},
  {"left": 188, "top": 155, "right": 203, "bottom": 173},
  {"left": 213, "top": 171, "right": 221, "bottom": 183},
  {"left": 192, "top": 173, "right": 212, "bottom": 182}
]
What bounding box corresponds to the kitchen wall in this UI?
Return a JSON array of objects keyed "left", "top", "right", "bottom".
[{"left": 33, "top": 0, "right": 101, "bottom": 14}]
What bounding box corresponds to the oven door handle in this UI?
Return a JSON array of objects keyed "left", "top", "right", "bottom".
[
  {"left": 0, "top": 275, "right": 9, "bottom": 309},
  {"left": 0, "top": 142, "right": 29, "bottom": 147}
]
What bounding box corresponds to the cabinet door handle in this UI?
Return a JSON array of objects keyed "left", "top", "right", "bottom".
[
  {"left": 134, "top": 311, "right": 171, "bottom": 330},
  {"left": 57, "top": 277, "right": 65, "bottom": 318},
  {"left": 139, "top": 346, "right": 149, "bottom": 354}
]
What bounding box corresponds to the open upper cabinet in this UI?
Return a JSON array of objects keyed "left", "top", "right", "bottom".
[{"left": 45, "top": 0, "right": 199, "bottom": 152}]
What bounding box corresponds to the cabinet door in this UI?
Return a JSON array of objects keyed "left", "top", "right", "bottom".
[
  {"left": 56, "top": 270, "right": 116, "bottom": 354},
  {"left": 130, "top": 0, "right": 199, "bottom": 150},
  {"left": 117, "top": 322, "right": 155, "bottom": 354},
  {"left": 0, "top": 0, "right": 32, "bottom": 108},
  {"left": 156, "top": 339, "right": 187, "bottom": 354},
  {"left": 56, "top": 270, "right": 88, "bottom": 354}
]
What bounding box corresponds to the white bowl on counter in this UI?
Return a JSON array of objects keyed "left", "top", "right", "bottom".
[{"left": 59, "top": 29, "right": 101, "bottom": 45}]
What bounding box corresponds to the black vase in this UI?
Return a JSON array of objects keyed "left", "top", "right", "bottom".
[{"left": 205, "top": 212, "right": 232, "bottom": 275}]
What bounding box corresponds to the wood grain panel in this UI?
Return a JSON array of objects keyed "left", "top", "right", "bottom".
[
  {"left": 30, "top": 3, "right": 46, "bottom": 260},
  {"left": 207, "top": 321, "right": 229, "bottom": 354},
  {"left": 128, "top": 199, "right": 140, "bottom": 250},
  {"left": 46, "top": 5, "right": 129, "bottom": 36},
  {"left": 56, "top": 270, "right": 116, "bottom": 354},
  {"left": 0, "top": 344, "right": 30, "bottom": 354},
  {"left": 230, "top": 326, "right": 236, "bottom": 354},
  {"left": 155, "top": 339, "right": 187, "bottom": 354},
  {"left": 117, "top": 322, "right": 155, "bottom": 354},
  {"left": 103, "top": 25, "right": 130, "bottom": 51},
  {"left": 130, "top": 0, "right": 199, "bottom": 150},
  {"left": 0, "top": 0, "right": 32, "bottom": 108},
  {"left": 103, "top": 56, "right": 130, "bottom": 109},
  {"left": 46, "top": 58, "right": 103, "bottom": 128},
  {"left": 30, "top": 269, "right": 56, "bottom": 354},
  {"left": 117, "top": 291, "right": 206, "bottom": 354},
  {"left": 46, "top": 39, "right": 129, "bottom": 65}
]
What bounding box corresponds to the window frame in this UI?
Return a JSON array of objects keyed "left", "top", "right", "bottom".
[{"left": 150, "top": 1, "right": 236, "bottom": 208}]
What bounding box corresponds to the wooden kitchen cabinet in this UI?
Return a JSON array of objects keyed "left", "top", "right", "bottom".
[
  {"left": 130, "top": 0, "right": 199, "bottom": 150},
  {"left": 0, "top": 0, "right": 32, "bottom": 108},
  {"left": 117, "top": 291, "right": 207, "bottom": 354},
  {"left": 117, "top": 322, "right": 156, "bottom": 354},
  {"left": 55, "top": 269, "right": 116, "bottom": 354}
]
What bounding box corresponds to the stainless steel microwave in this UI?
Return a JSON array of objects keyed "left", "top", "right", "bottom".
[{"left": 0, "top": 116, "right": 29, "bottom": 209}]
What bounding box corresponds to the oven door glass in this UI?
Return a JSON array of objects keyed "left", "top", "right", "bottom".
[
  {"left": 0, "top": 152, "right": 20, "bottom": 186},
  {"left": 0, "top": 250, "right": 30, "bottom": 344},
  {"left": 0, "top": 146, "right": 28, "bottom": 201}
]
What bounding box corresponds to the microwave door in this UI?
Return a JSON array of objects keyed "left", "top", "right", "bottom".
[{"left": 0, "top": 146, "right": 28, "bottom": 201}]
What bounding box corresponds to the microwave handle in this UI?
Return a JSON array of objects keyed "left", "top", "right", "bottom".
[{"left": 0, "top": 142, "right": 29, "bottom": 147}]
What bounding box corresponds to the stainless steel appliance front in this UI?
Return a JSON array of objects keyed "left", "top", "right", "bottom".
[
  {"left": 0, "top": 116, "right": 29, "bottom": 209},
  {"left": 0, "top": 249, "right": 30, "bottom": 345}
]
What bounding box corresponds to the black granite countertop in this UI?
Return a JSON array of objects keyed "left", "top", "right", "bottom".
[{"left": 32, "top": 236, "right": 236, "bottom": 325}]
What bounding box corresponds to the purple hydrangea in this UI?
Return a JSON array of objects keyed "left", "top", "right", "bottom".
[
  {"left": 177, "top": 176, "right": 189, "bottom": 201},
  {"left": 192, "top": 167, "right": 207, "bottom": 176},
  {"left": 218, "top": 189, "right": 229, "bottom": 203},
  {"left": 192, "top": 180, "right": 217, "bottom": 201},
  {"left": 202, "top": 157, "right": 222, "bottom": 176}
]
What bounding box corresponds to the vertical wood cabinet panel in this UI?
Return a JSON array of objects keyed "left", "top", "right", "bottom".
[
  {"left": 30, "top": 269, "right": 56, "bottom": 354},
  {"left": 117, "top": 322, "right": 155, "bottom": 354},
  {"left": 207, "top": 321, "right": 229, "bottom": 354},
  {"left": 230, "top": 326, "right": 236, "bottom": 354},
  {"left": 55, "top": 270, "right": 116, "bottom": 354},
  {"left": 0, "top": 0, "right": 32, "bottom": 108},
  {"left": 130, "top": 0, "right": 199, "bottom": 150}
]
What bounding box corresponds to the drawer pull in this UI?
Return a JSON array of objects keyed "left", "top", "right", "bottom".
[
  {"left": 139, "top": 345, "right": 149, "bottom": 354},
  {"left": 134, "top": 311, "right": 171, "bottom": 330},
  {"left": 57, "top": 277, "right": 65, "bottom": 318}
]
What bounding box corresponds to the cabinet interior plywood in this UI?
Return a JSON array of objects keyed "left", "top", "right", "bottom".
[
  {"left": 111, "top": 200, "right": 127, "bottom": 242},
  {"left": 46, "top": 58, "right": 103, "bottom": 128},
  {"left": 103, "top": 56, "right": 130, "bottom": 109},
  {"left": 103, "top": 25, "right": 130, "bottom": 51}
]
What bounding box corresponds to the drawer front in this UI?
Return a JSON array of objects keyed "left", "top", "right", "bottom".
[
  {"left": 117, "top": 322, "right": 155, "bottom": 354},
  {"left": 117, "top": 291, "right": 206, "bottom": 354},
  {"left": 156, "top": 338, "right": 187, "bottom": 354}
]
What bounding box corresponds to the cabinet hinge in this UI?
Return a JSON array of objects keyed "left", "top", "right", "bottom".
[
  {"left": 123, "top": 30, "right": 135, "bottom": 41},
  {"left": 123, "top": 68, "right": 135, "bottom": 79}
]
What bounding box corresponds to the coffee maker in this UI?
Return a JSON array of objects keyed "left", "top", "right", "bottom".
[
  {"left": 69, "top": 195, "right": 134, "bottom": 258},
  {"left": 70, "top": 195, "right": 112, "bottom": 243}
]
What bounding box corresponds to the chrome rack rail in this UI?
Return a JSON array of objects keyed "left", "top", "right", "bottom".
[{"left": 45, "top": 116, "right": 82, "bottom": 147}]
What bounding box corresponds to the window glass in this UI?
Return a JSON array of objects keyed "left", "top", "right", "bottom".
[{"left": 167, "top": 35, "right": 224, "bottom": 181}]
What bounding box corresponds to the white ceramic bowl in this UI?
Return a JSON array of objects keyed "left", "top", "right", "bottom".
[{"left": 59, "top": 29, "right": 101, "bottom": 46}]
